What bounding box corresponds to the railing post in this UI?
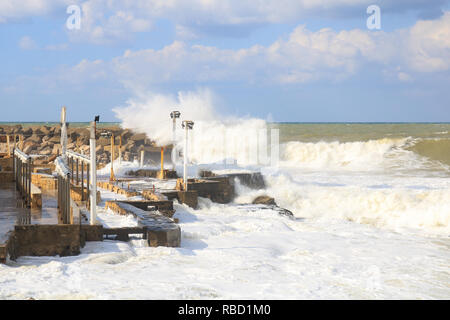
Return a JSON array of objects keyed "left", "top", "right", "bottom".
[
  {"left": 27, "top": 158, "right": 31, "bottom": 208},
  {"left": 66, "top": 173, "right": 70, "bottom": 224},
  {"left": 86, "top": 163, "right": 90, "bottom": 208},
  {"left": 71, "top": 157, "right": 74, "bottom": 183},
  {"left": 89, "top": 122, "right": 97, "bottom": 225},
  {"left": 81, "top": 162, "right": 84, "bottom": 201},
  {"left": 76, "top": 158, "right": 79, "bottom": 185}
]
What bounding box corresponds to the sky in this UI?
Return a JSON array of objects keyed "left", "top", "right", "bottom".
[{"left": 0, "top": 0, "right": 449, "bottom": 122}]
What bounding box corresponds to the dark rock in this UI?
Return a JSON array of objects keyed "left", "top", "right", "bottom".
[
  {"left": 48, "top": 136, "right": 60, "bottom": 143},
  {"left": 25, "top": 134, "right": 41, "bottom": 143},
  {"left": 275, "top": 207, "right": 294, "bottom": 217},
  {"left": 130, "top": 133, "right": 146, "bottom": 142},
  {"left": 252, "top": 195, "right": 277, "bottom": 206},
  {"left": 23, "top": 128, "right": 33, "bottom": 135}
]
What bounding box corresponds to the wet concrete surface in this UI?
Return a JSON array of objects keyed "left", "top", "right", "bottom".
[
  {"left": 0, "top": 183, "right": 29, "bottom": 244},
  {"left": 1, "top": 183, "right": 59, "bottom": 244},
  {"left": 30, "top": 190, "right": 58, "bottom": 225}
]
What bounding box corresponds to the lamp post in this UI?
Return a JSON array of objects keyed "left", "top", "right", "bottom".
[
  {"left": 170, "top": 111, "right": 181, "bottom": 171},
  {"left": 61, "top": 107, "right": 68, "bottom": 162},
  {"left": 182, "top": 120, "right": 194, "bottom": 191},
  {"left": 89, "top": 120, "right": 97, "bottom": 225}
]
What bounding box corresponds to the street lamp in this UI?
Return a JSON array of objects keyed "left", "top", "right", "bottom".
[
  {"left": 170, "top": 110, "right": 181, "bottom": 170},
  {"left": 182, "top": 120, "right": 194, "bottom": 190}
]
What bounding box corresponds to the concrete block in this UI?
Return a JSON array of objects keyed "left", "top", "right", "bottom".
[
  {"left": 177, "top": 190, "right": 198, "bottom": 209},
  {"left": 13, "top": 225, "right": 81, "bottom": 257}
]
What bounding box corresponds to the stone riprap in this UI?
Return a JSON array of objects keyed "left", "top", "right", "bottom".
[{"left": 0, "top": 124, "right": 169, "bottom": 167}]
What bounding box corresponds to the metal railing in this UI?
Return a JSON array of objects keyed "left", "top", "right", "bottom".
[
  {"left": 66, "top": 150, "right": 91, "bottom": 204},
  {"left": 13, "top": 148, "right": 32, "bottom": 208},
  {"left": 55, "top": 156, "right": 71, "bottom": 224}
]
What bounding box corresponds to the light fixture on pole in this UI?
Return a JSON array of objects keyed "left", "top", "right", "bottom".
[
  {"left": 170, "top": 110, "right": 181, "bottom": 170},
  {"left": 61, "top": 107, "right": 68, "bottom": 162},
  {"left": 181, "top": 120, "right": 194, "bottom": 191}
]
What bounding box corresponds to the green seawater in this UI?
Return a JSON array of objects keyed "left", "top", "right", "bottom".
[{"left": 270, "top": 123, "right": 450, "bottom": 167}]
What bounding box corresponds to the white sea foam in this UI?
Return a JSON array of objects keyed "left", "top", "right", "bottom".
[
  {"left": 279, "top": 138, "right": 439, "bottom": 172},
  {"left": 1, "top": 92, "right": 448, "bottom": 299}
]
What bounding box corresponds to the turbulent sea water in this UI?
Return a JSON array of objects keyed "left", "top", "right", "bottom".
[{"left": 0, "top": 122, "right": 449, "bottom": 299}]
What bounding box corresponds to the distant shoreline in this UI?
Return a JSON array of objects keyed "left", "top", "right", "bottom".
[
  {"left": 1, "top": 121, "right": 449, "bottom": 126},
  {"left": 0, "top": 122, "right": 121, "bottom": 128}
]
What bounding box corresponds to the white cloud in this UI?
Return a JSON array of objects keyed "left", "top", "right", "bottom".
[
  {"left": 44, "top": 43, "right": 69, "bottom": 51},
  {"left": 1, "top": 0, "right": 447, "bottom": 44},
  {"left": 104, "top": 13, "right": 450, "bottom": 86},
  {"left": 18, "top": 36, "right": 37, "bottom": 50},
  {"left": 0, "top": 0, "right": 70, "bottom": 23},
  {"left": 16, "top": 12, "right": 450, "bottom": 92}
]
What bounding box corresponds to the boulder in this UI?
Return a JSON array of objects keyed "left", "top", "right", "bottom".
[
  {"left": 48, "top": 136, "right": 60, "bottom": 143},
  {"left": 52, "top": 144, "right": 61, "bottom": 155},
  {"left": 25, "top": 134, "right": 41, "bottom": 143},
  {"left": 130, "top": 133, "right": 146, "bottom": 142},
  {"left": 76, "top": 136, "right": 89, "bottom": 147},
  {"left": 252, "top": 195, "right": 277, "bottom": 206},
  {"left": 33, "top": 127, "right": 43, "bottom": 135},
  {"left": 23, "top": 143, "right": 36, "bottom": 154},
  {"left": 23, "top": 127, "right": 33, "bottom": 135},
  {"left": 40, "top": 126, "right": 51, "bottom": 135},
  {"left": 40, "top": 147, "right": 53, "bottom": 156},
  {"left": 12, "top": 125, "right": 23, "bottom": 134},
  {"left": 97, "top": 137, "right": 110, "bottom": 146},
  {"left": 121, "top": 129, "right": 133, "bottom": 140}
]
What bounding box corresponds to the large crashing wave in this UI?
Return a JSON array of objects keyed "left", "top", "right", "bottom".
[
  {"left": 113, "top": 88, "right": 269, "bottom": 166},
  {"left": 281, "top": 138, "right": 450, "bottom": 172}
]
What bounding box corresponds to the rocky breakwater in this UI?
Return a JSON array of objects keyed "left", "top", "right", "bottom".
[{"left": 0, "top": 124, "right": 165, "bottom": 167}]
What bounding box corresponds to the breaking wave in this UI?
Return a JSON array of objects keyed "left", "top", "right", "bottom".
[{"left": 281, "top": 137, "right": 450, "bottom": 172}]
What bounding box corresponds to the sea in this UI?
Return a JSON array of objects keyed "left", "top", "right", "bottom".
[{"left": 0, "top": 122, "right": 448, "bottom": 299}]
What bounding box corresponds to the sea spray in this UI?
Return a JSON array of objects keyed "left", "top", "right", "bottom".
[{"left": 113, "top": 88, "right": 275, "bottom": 166}]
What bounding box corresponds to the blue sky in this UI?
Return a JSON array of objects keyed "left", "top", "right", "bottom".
[{"left": 0, "top": 0, "right": 449, "bottom": 122}]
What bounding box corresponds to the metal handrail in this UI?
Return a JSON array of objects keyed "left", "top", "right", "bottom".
[
  {"left": 66, "top": 150, "right": 91, "bottom": 164},
  {"left": 55, "top": 156, "right": 71, "bottom": 177},
  {"left": 13, "top": 148, "right": 32, "bottom": 208},
  {"left": 14, "top": 148, "right": 30, "bottom": 162},
  {"left": 55, "top": 156, "right": 71, "bottom": 224}
]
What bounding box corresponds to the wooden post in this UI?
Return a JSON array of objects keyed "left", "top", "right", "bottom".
[
  {"left": 6, "top": 135, "right": 10, "bottom": 157},
  {"left": 160, "top": 146, "right": 165, "bottom": 179},
  {"left": 119, "top": 136, "right": 122, "bottom": 166}
]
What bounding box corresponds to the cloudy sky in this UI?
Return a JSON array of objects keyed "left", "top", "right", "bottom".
[{"left": 1, "top": 0, "right": 449, "bottom": 122}]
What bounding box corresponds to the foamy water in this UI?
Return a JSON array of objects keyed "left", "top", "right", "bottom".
[{"left": 0, "top": 95, "right": 449, "bottom": 299}]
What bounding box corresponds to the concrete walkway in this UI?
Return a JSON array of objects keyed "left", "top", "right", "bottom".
[{"left": 0, "top": 183, "right": 29, "bottom": 244}]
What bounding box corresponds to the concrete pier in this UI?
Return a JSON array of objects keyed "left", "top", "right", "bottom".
[
  {"left": 0, "top": 183, "right": 29, "bottom": 263},
  {"left": 105, "top": 200, "right": 180, "bottom": 247}
]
